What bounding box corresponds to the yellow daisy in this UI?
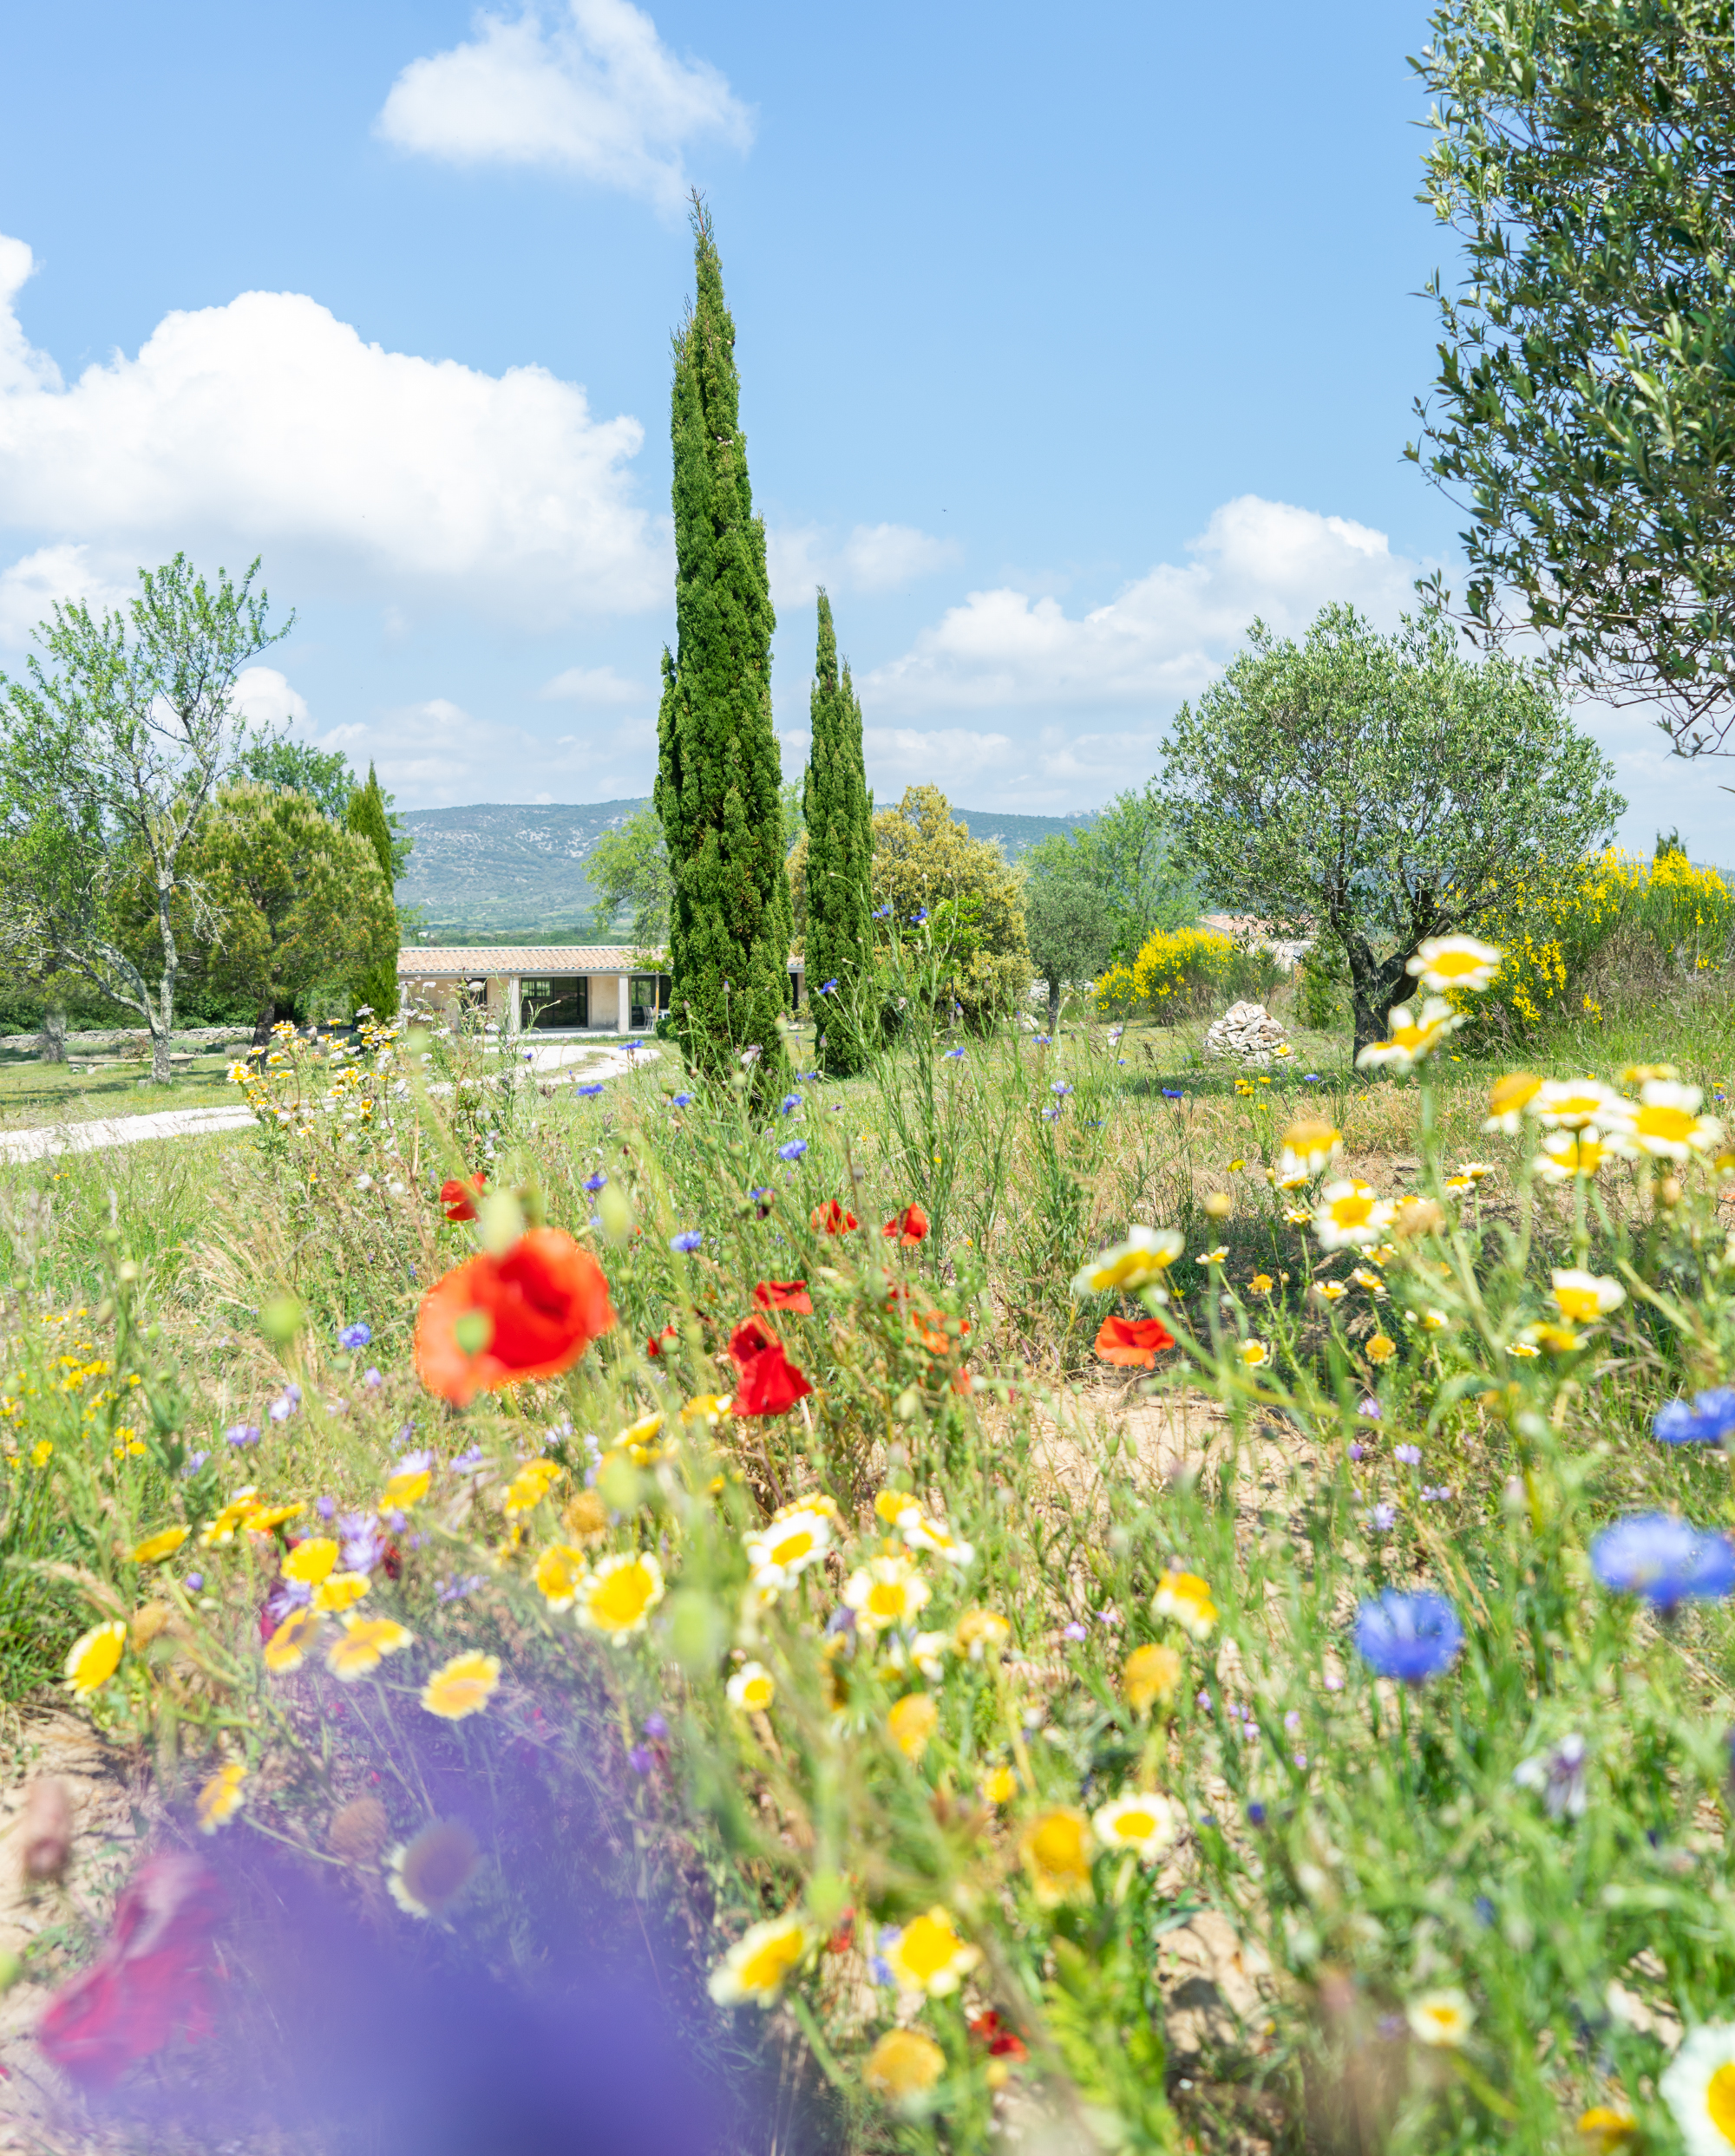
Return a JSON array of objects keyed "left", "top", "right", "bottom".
[
  {"left": 887, "top": 1692, "right": 939, "bottom": 1761},
  {"left": 533, "top": 1543, "right": 589, "bottom": 1612},
  {"left": 263, "top": 1605, "right": 321, "bottom": 1674},
  {"left": 130, "top": 1526, "right": 188, "bottom": 1565},
  {"left": 1092, "top": 1790, "right": 1179, "bottom": 1862},
  {"left": 65, "top": 1620, "right": 127, "bottom": 1696},
  {"left": 708, "top": 1913, "right": 811, "bottom": 2007},
  {"left": 388, "top": 1818, "right": 481, "bottom": 1920},
  {"left": 281, "top": 1536, "right": 339, "bottom": 1585},
  {"left": 843, "top": 1555, "right": 931, "bottom": 1631},
  {"left": 882, "top": 1905, "right": 981, "bottom": 1995},
  {"left": 501, "top": 1459, "right": 560, "bottom": 1519},
  {"left": 1405, "top": 934, "right": 1502, "bottom": 993},
  {"left": 195, "top": 1759, "right": 247, "bottom": 1833},
  {"left": 1018, "top": 1807, "right": 1094, "bottom": 1904},
  {"left": 313, "top": 1571, "right": 371, "bottom": 1613},
  {"left": 726, "top": 1660, "right": 776, "bottom": 1713},
  {"left": 576, "top": 1552, "right": 665, "bottom": 1643},
  {"left": 421, "top": 1650, "right": 501, "bottom": 1720},
  {"left": 864, "top": 2028, "right": 946, "bottom": 2100},
  {"left": 1070, "top": 1226, "right": 1184, "bottom": 1298},
  {"left": 1406, "top": 1987, "right": 1475, "bottom": 2048},
  {"left": 1152, "top": 1568, "right": 1217, "bottom": 1639},
  {"left": 325, "top": 1615, "right": 414, "bottom": 1682},
  {"left": 1123, "top": 1642, "right": 1182, "bottom": 1714}
]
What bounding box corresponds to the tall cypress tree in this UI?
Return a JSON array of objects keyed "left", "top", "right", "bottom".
[
  {"left": 654, "top": 198, "right": 789, "bottom": 1088},
  {"left": 345, "top": 763, "right": 401, "bottom": 1020},
  {"left": 802, "top": 590, "right": 874, "bottom": 1074}
]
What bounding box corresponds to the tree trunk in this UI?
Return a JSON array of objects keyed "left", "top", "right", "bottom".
[
  {"left": 1346, "top": 936, "right": 1419, "bottom": 1061},
  {"left": 1046, "top": 977, "right": 1061, "bottom": 1029},
  {"left": 252, "top": 1000, "right": 277, "bottom": 1048},
  {"left": 154, "top": 879, "right": 178, "bottom": 1086},
  {"left": 36, "top": 1007, "right": 66, "bottom": 1064}
]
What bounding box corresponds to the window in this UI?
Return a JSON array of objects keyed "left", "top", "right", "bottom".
[
  {"left": 520, "top": 977, "right": 587, "bottom": 1031},
  {"left": 629, "top": 974, "right": 660, "bottom": 1031}
]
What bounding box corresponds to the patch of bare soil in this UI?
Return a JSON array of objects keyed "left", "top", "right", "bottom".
[{"left": 0, "top": 1714, "right": 143, "bottom": 2151}]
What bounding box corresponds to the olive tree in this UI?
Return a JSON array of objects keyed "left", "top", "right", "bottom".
[
  {"left": 1023, "top": 832, "right": 1116, "bottom": 1027},
  {"left": 1161, "top": 605, "right": 1624, "bottom": 1055},
  {"left": 1411, "top": 0, "right": 1735, "bottom": 759},
  {"left": 0, "top": 556, "right": 291, "bottom": 1081}
]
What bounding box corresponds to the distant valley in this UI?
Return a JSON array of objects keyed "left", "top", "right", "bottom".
[{"left": 397, "top": 800, "right": 1096, "bottom": 938}]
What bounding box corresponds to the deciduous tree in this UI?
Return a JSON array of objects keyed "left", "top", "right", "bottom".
[
  {"left": 872, "top": 787, "right": 1030, "bottom": 1031},
  {"left": 0, "top": 555, "right": 291, "bottom": 1081},
  {"left": 1161, "top": 605, "right": 1624, "bottom": 1055},
  {"left": 587, "top": 807, "right": 671, "bottom": 951}
]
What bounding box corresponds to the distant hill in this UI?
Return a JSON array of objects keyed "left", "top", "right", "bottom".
[{"left": 397, "top": 799, "right": 1097, "bottom": 936}]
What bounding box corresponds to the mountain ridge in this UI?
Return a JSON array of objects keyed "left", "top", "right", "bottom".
[{"left": 397, "top": 799, "right": 1095, "bottom": 934}]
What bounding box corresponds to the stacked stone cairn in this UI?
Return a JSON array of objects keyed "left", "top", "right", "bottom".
[{"left": 1202, "top": 1001, "right": 1292, "bottom": 1068}]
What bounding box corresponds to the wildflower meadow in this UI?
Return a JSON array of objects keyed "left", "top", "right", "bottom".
[{"left": 3, "top": 920, "right": 1735, "bottom": 2156}]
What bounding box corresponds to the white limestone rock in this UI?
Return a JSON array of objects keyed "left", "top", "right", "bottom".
[{"left": 1202, "top": 1000, "right": 1291, "bottom": 1068}]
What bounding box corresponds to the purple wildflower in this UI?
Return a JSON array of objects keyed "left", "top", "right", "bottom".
[
  {"left": 1590, "top": 1513, "right": 1735, "bottom": 1612},
  {"left": 1352, "top": 1591, "right": 1463, "bottom": 1683},
  {"left": 1394, "top": 1443, "right": 1421, "bottom": 1466},
  {"left": 670, "top": 1230, "right": 703, "bottom": 1254},
  {"left": 226, "top": 1423, "right": 260, "bottom": 1449},
  {"left": 337, "top": 1322, "right": 372, "bottom": 1350}
]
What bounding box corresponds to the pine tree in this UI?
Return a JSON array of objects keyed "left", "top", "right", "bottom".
[
  {"left": 802, "top": 591, "right": 874, "bottom": 1074},
  {"left": 654, "top": 198, "right": 789, "bottom": 1088},
  {"left": 344, "top": 763, "right": 401, "bottom": 1021}
]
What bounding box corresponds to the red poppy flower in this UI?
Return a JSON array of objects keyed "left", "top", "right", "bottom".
[
  {"left": 811, "top": 1199, "right": 859, "bottom": 1235},
  {"left": 415, "top": 1230, "right": 616, "bottom": 1405},
  {"left": 910, "top": 1307, "right": 971, "bottom": 1357},
  {"left": 882, "top": 1203, "right": 929, "bottom": 1245},
  {"left": 36, "top": 1854, "right": 224, "bottom": 2088},
  {"left": 439, "top": 1172, "right": 488, "bottom": 1222},
  {"left": 728, "top": 1314, "right": 814, "bottom": 1417},
  {"left": 1094, "top": 1314, "right": 1175, "bottom": 1368},
  {"left": 645, "top": 1322, "right": 678, "bottom": 1357},
  {"left": 969, "top": 2009, "right": 1028, "bottom": 2061},
  {"left": 753, "top": 1279, "right": 814, "bottom": 1314}
]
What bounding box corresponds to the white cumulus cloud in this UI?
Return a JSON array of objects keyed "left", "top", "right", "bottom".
[
  {"left": 0, "top": 542, "right": 132, "bottom": 650},
  {"left": 376, "top": 0, "right": 752, "bottom": 212},
  {"left": 0, "top": 233, "right": 666, "bottom": 632},
  {"left": 230, "top": 666, "right": 311, "bottom": 731},
  {"left": 864, "top": 496, "right": 1426, "bottom": 717}
]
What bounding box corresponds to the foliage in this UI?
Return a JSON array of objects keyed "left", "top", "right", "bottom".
[
  {"left": 0, "top": 555, "right": 291, "bottom": 1081},
  {"left": 16, "top": 979, "right": 1735, "bottom": 2151},
  {"left": 1095, "top": 924, "right": 1235, "bottom": 1022},
  {"left": 653, "top": 199, "right": 790, "bottom": 1093},
  {"left": 1022, "top": 832, "right": 1116, "bottom": 1028},
  {"left": 1085, "top": 781, "right": 1199, "bottom": 962},
  {"left": 236, "top": 735, "right": 354, "bottom": 823},
  {"left": 1411, "top": 0, "right": 1735, "bottom": 756},
  {"left": 117, "top": 783, "right": 397, "bottom": 1033},
  {"left": 871, "top": 787, "right": 1031, "bottom": 1033},
  {"left": 586, "top": 807, "right": 672, "bottom": 953},
  {"left": 803, "top": 592, "right": 874, "bottom": 1076},
  {"left": 1614, "top": 846, "right": 1735, "bottom": 973},
  {"left": 1162, "top": 604, "right": 1625, "bottom": 1055},
  {"left": 344, "top": 763, "right": 402, "bottom": 1021}
]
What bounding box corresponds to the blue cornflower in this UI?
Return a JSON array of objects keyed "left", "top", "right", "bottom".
[
  {"left": 181, "top": 1450, "right": 209, "bottom": 1476},
  {"left": 1035, "top": 1034, "right": 1051, "bottom": 1046},
  {"left": 670, "top": 1230, "right": 703, "bottom": 1253},
  {"left": 1246, "top": 1801, "right": 1267, "bottom": 1826},
  {"left": 1352, "top": 1591, "right": 1463, "bottom": 1682},
  {"left": 943, "top": 1047, "right": 966, "bottom": 1060},
  {"left": 912, "top": 907, "right": 927, "bottom": 924},
  {"left": 777, "top": 1139, "right": 807, "bottom": 1161},
  {"left": 781, "top": 1094, "right": 802, "bottom": 1114},
  {"left": 1040, "top": 1106, "right": 1062, "bottom": 1122},
  {"left": 337, "top": 1321, "right": 371, "bottom": 1349},
  {"left": 582, "top": 1172, "right": 607, "bottom": 1192},
  {"left": 748, "top": 1186, "right": 772, "bottom": 1203},
  {"left": 1304, "top": 1074, "right": 1322, "bottom": 1083},
  {"left": 1654, "top": 1388, "right": 1735, "bottom": 1446},
  {"left": 672, "top": 1091, "right": 694, "bottom": 1107},
  {"left": 226, "top": 1423, "right": 260, "bottom": 1449},
  {"left": 873, "top": 904, "right": 892, "bottom": 919},
  {"left": 1590, "top": 1513, "right": 1735, "bottom": 1611},
  {"left": 1051, "top": 1080, "right": 1073, "bottom": 1096},
  {"left": 577, "top": 1081, "right": 604, "bottom": 1097},
  {"left": 1162, "top": 1088, "right": 1184, "bottom": 1100},
  {"left": 818, "top": 978, "right": 838, "bottom": 995}
]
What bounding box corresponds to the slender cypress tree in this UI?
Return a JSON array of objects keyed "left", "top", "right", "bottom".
[
  {"left": 345, "top": 763, "right": 401, "bottom": 1019},
  {"left": 654, "top": 198, "right": 789, "bottom": 1088},
  {"left": 802, "top": 591, "right": 874, "bottom": 1074}
]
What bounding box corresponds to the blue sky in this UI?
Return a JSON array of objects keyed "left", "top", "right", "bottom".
[{"left": 0, "top": 0, "right": 1704, "bottom": 850}]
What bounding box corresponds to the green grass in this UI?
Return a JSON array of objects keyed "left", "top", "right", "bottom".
[
  {"left": 7, "top": 978, "right": 1735, "bottom": 2150},
  {"left": 0, "top": 1046, "right": 240, "bottom": 1127}
]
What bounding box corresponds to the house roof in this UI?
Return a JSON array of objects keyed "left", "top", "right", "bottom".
[
  {"left": 397, "top": 945, "right": 654, "bottom": 977},
  {"left": 399, "top": 945, "right": 806, "bottom": 977}
]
